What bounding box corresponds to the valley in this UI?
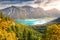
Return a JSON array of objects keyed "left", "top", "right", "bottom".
[{"left": 0, "top": 0, "right": 60, "bottom": 40}]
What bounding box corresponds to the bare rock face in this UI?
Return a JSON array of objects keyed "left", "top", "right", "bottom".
[{"left": 0, "top": 6, "right": 60, "bottom": 19}]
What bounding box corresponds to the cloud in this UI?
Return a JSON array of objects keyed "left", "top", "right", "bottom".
[
  {"left": 0, "top": 0, "right": 34, "bottom": 9},
  {"left": 0, "top": 0, "right": 34, "bottom": 1},
  {"left": 0, "top": 0, "right": 34, "bottom": 4},
  {"left": 39, "top": 0, "right": 60, "bottom": 10},
  {"left": 27, "top": 0, "right": 60, "bottom": 10},
  {"left": 0, "top": 5, "right": 12, "bottom": 9},
  {"left": 0, "top": 0, "right": 60, "bottom": 10}
]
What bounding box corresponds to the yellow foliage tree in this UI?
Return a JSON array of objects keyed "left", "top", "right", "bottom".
[
  {"left": 45, "top": 24, "right": 60, "bottom": 40},
  {"left": 0, "top": 12, "right": 42, "bottom": 40},
  {"left": 0, "top": 29, "right": 17, "bottom": 40}
]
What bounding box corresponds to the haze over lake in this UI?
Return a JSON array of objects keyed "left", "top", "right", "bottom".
[{"left": 15, "top": 19, "right": 54, "bottom": 25}]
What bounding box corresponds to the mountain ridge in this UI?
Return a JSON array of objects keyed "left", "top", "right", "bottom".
[{"left": 0, "top": 6, "right": 60, "bottom": 19}]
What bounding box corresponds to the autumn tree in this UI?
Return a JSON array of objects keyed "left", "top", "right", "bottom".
[
  {"left": 0, "top": 12, "right": 42, "bottom": 40},
  {"left": 45, "top": 23, "right": 60, "bottom": 40}
]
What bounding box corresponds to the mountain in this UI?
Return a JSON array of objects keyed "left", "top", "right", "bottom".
[
  {"left": 32, "top": 17, "right": 60, "bottom": 34},
  {"left": 0, "top": 6, "right": 46, "bottom": 19},
  {"left": 51, "top": 17, "right": 60, "bottom": 23},
  {"left": 46, "top": 8, "right": 60, "bottom": 17},
  {"left": 0, "top": 6, "right": 60, "bottom": 19}
]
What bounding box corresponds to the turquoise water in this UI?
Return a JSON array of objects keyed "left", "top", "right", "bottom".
[{"left": 15, "top": 19, "right": 50, "bottom": 25}]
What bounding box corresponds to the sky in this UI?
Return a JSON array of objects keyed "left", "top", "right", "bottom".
[
  {"left": 0, "top": 0, "right": 34, "bottom": 9},
  {"left": 0, "top": 0, "right": 60, "bottom": 10}
]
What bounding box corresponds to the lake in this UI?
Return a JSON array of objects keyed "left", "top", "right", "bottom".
[{"left": 15, "top": 19, "right": 52, "bottom": 25}]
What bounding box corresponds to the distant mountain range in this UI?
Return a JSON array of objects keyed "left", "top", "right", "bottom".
[
  {"left": 0, "top": 6, "right": 60, "bottom": 19},
  {"left": 32, "top": 17, "right": 60, "bottom": 33},
  {"left": 51, "top": 17, "right": 60, "bottom": 23}
]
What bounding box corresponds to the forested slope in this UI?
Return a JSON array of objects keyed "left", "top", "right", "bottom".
[{"left": 0, "top": 12, "right": 42, "bottom": 40}]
